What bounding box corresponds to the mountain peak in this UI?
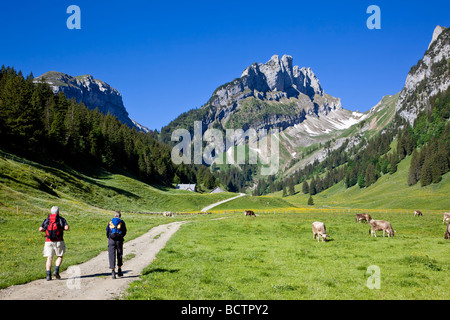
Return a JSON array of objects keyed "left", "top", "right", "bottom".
[
  {"left": 34, "top": 71, "right": 135, "bottom": 128},
  {"left": 238, "top": 54, "right": 323, "bottom": 100},
  {"left": 397, "top": 26, "right": 449, "bottom": 124},
  {"left": 428, "top": 25, "right": 446, "bottom": 49}
]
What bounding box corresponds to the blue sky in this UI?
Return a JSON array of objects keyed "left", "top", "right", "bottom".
[{"left": 1, "top": 0, "right": 449, "bottom": 131}]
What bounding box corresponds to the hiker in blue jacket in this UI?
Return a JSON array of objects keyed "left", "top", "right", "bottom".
[{"left": 106, "top": 211, "right": 127, "bottom": 279}]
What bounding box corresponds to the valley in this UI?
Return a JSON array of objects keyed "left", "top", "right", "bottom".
[{"left": 0, "top": 24, "right": 449, "bottom": 301}]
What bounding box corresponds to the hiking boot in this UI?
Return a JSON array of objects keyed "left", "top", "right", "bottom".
[
  {"left": 112, "top": 269, "right": 116, "bottom": 279},
  {"left": 117, "top": 268, "right": 123, "bottom": 277},
  {"left": 53, "top": 271, "right": 61, "bottom": 280},
  {"left": 46, "top": 274, "right": 52, "bottom": 281}
]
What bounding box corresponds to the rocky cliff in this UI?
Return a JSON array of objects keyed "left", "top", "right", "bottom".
[
  {"left": 34, "top": 71, "right": 149, "bottom": 132},
  {"left": 207, "top": 54, "right": 340, "bottom": 123},
  {"left": 396, "top": 26, "right": 450, "bottom": 125},
  {"left": 162, "top": 54, "right": 347, "bottom": 140}
]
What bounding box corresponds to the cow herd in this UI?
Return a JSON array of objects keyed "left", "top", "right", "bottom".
[{"left": 244, "top": 209, "right": 450, "bottom": 242}]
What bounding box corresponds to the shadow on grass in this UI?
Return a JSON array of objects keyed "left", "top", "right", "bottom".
[{"left": 142, "top": 268, "right": 180, "bottom": 276}]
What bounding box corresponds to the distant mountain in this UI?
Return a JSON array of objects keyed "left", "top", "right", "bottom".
[
  {"left": 33, "top": 71, "right": 150, "bottom": 133},
  {"left": 161, "top": 54, "right": 364, "bottom": 142},
  {"left": 160, "top": 54, "right": 373, "bottom": 177}
]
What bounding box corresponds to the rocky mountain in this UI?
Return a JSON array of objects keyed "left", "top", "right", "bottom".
[
  {"left": 396, "top": 26, "right": 450, "bottom": 125},
  {"left": 161, "top": 55, "right": 364, "bottom": 144},
  {"left": 202, "top": 54, "right": 345, "bottom": 131},
  {"left": 160, "top": 54, "right": 380, "bottom": 177},
  {"left": 33, "top": 71, "right": 150, "bottom": 132}
]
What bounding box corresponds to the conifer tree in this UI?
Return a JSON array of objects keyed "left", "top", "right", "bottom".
[
  {"left": 408, "top": 149, "right": 420, "bottom": 186},
  {"left": 288, "top": 177, "right": 295, "bottom": 195},
  {"left": 302, "top": 180, "right": 309, "bottom": 194}
]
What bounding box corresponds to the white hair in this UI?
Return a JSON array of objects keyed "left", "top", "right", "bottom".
[{"left": 51, "top": 206, "right": 59, "bottom": 215}]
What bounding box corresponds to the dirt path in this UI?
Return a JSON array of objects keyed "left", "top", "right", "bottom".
[
  {"left": 0, "top": 221, "right": 186, "bottom": 300},
  {"left": 201, "top": 193, "right": 246, "bottom": 212}
]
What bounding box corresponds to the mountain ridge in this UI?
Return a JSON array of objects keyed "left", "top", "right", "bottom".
[
  {"left": 161, "top": 54, "right": 362, "bottom": 145},
  {"left": 33, "top": 71, "right": 150, "bottom": 133}
]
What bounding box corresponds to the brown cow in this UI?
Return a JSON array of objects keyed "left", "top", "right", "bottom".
[
  {"left": 369, "top": 220, "right": 395, "bottom": 237},
  {"left": 445, "top": 222, "right": 450, "bottom": 240},
  {"left": 356, "top": 213, "right": 372, "bottom": 223},
  {"left": 244, "top": 210, "right": 256, "bottom": 217},
  {"left": 312, "top": 221, "right": 328, "bottom": 242},
  {"left": 443, "top": 213, "right": 450, "bottom": 224},
  {"left": 414, "top": 210, "right": 423, "bottom": 216},
  {"left": 356, "top": 213, "right": 366, "bottom": 223}
]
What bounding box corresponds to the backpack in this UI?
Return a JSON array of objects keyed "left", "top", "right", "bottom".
[
  {"left": 109, "top": 218, "right": 123, "bottom": 240},
  {"left": 46, "top": 214, "right": 63, "bottom": 241}
]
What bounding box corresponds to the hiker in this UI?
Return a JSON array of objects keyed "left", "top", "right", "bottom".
[
  {"left": 39, "top": 206, "right": 69, "bottom": 280},
  {"left": 106, "top": 211, "right": 127, "bottom": 279}
]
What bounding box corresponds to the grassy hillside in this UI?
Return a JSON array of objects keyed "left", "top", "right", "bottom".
[
  {"left": 281, "top": 153, "right": 450, "bottom": 211},
  {"left": 0, "top": 149, "right": 238, "bottom": 289},
  {"left": 209, "top": 152, "right": 450, "bottom": 212},
  {"left": 0, "top": 150, "right": 237, "bottom": 214}
]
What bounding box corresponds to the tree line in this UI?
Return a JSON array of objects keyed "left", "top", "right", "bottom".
[
  {"left": 406, "top": 87, "right": 450, "bottom": 187},
  {"left": 0, "top": 66, "right": 212, "bottom": 187}
]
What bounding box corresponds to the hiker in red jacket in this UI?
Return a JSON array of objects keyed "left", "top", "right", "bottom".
[{"left": 39, "top": 206, "right": 69, "bottom": 280}]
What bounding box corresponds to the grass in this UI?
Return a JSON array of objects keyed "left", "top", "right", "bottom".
[
  {"left": 0, "top": 150, "right": 238, "bottom": 213},
  {"left": 0, "top": 150, "right": 237, "bottom": 289},
  {"left": 212, "top": 195, "right": 295, "bottom": 212},
  {"left": 1, "top": 146, "right": 450, "bottom": 299},
  {"left": 124, "top": 211, "right": 450, "bottom": 300}
]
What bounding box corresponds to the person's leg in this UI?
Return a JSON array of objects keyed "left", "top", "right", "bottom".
[
  {"left": 46, "top": 256, "right": 53, "bottom": 271},
  {"left": 55, "top": 256, "right": 63, "bottom": 267},
  {"left": 117, "top": 240, "right": 124, "bottom": 277},
  {"left": 53, "top": 256, "right": 63, "bottom": 279},
  {"left": 46, "top": 255, "right": 53, "bottom": 280},
  {"left": 108, "top": 238, "right": 117, "bottom": 278}
]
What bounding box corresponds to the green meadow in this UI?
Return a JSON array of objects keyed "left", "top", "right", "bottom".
[
  {"left": 1, "top": 148, "right": 449, "bottom": 299},
  {"left": 124, "top": 212, "right": 449, "bottom": 300},
  {"left": 0, "top": 150, "right": 235, "bottom": 289}
]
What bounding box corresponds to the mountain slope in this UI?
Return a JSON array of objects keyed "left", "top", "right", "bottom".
[
  {"left": 34, "top": 71, "right": 150, "bottom": 132},
  {"left": 0, "top": 149, "right": 237, "bottom": 213},
  {"left": 261, "top": 25, "right": 450, "bottom": 203},
  {"left": 161, "top": 55, "right": 370, "bottom": 181},
  {"left": 396, "top": 26, "right": 450, "bottom": 125},
  {"left": 161, "top": 55, "right": 363, "bottom": 140}
]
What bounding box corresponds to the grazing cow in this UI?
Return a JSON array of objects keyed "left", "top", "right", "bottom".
[
  {"left": 443, "top": 213, "right": 450, "bottom": 224},
  {"left": 356, "top": 213, "right": 366, "bottom": 223},
  {"left": 356, "top": 213, "right": 372, "bottom": 223},
  {"left": 363, "top": 213, "right": 372, "bottom": 222},
  {"left": 414, "top": 210, "right": 423, "bottom": 216},
  {"left": 369, "top": 220, "right": 395, "bottom": 237},
  {"left": 445, "top": 222, "right": 450, "bottom": 240},
  {"left": 312, "top": 221, "right": 328, "bottom": 242},
  {"left": 163, "top": 212, "right": 175, "bottom": 217},
  {"left": 244, "top": 210, "right": 256, "bottom": 217}
]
